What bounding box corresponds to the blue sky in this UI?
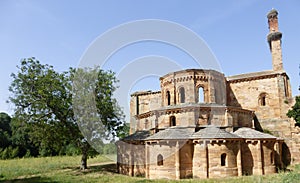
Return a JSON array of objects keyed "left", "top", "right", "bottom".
[{"left": 1, "top": 0, "right": 300, "bottom": 116}]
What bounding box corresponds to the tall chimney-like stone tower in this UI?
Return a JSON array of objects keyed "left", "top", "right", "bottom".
[{"left": 267, "top": 9, "right": 283, "bottom": 71}]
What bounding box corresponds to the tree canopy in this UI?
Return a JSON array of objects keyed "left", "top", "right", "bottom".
[{"left": 8, "top": 57, "right": 127, "bottom": 168}]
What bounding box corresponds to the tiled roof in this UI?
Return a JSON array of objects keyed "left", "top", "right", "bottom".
[
  {"left": 122, "top": 130, "right": 151, "bottom": 141},
  {"left": 122, "top": 127, "right": 277, "bottom": 142},
  {"left": 227, "top": 70, "right": 285, "bottom": 81},
  {"left": 146, "top": 127, "right": 193, "bottom": 140},
  {"left": 130, "top": 90, "right": 161, "bottom": 96},
  {"left": 146, "top": 126, "right": 240, "bottom": 140},
  {"left": 233, "top": 127, "right": 277, "bottom": 139},
  {"left": 191, "top": 126, "right": 241, "bottom": 139}
]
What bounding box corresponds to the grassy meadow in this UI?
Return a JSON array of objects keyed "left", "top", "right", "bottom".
[{"left": 0, "top": 155, "right": 300, "bottom": 183}]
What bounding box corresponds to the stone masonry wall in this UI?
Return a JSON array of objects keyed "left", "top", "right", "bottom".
[
  {"left": 179, "top": 142, "right": 193, "bottom": 178},
  {"left": 147, "top": 142, "right": 177, "bottom": 179},
  {"left": 117, "top": 142, "right": 146, "bottom": 177},
  {"left": 130, "top": 92, "right": 161, "bottom": 133},
  {"left": 228, "top": 77, "right": 281, "bottom": 119},
  {"left": 207, "top": 142, "right": 239, "bottom": 178}
]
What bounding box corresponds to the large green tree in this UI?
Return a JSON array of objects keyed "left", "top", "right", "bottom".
[
  {"left": 9, "top": 58, "right": 126, "bottom": 168},
  {"left": 287, "top": 96, "right": 300, "bottom": 127},
  {"left": 72, "top": 66, "right": 127, "bottom": 168},
  {"left": 0, "top": 112, "right": 12, "bottom": 149}
]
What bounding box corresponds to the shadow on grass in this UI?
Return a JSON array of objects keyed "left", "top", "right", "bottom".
[
  {"left": 71, "top": 162, "right": 118, "bottom": 176},
  {"left": 0, "top": 176, "right": 57, "bottom": 183},
  {"left": 89, "top": 163, "right": 118, "bottom": 173}
]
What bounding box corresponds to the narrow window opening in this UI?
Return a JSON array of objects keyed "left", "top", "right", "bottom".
[
  {"left": 261, "top": 96, "right": 266, "bottom": 106},
  {"left": 259, "top": 93, "right": 267, "bottom": 106},
  {"left": 221, "top": 153, "right": 226, "bottom": 166},
  {"left": 270, "top": 151, "right": 274, "bottom": 164},
  {"left": 214, "top": 89, "right": 218, "bottom": 103},
  {"left": 166, "top": 91, "right": 171, "bottom": 106},
  {"left": 157, "top": 154, "right": 163, "bottom": 166},
  {"left": 136, "top": 96, "right": 139, "bottom": 115},
  {"left": 145, "top": 119, "right": 149, "bottom": 129},
  {"left": 170, "top": 116, "right": 176, "bottom": 126},
  {"left": 179, "top": 87, "right": 185, "bottom": 103},
  {"left": 284, "top": 77, "right": 288, "bottom": 97},
  {"left": 198, "top": 87, "right": 204, "bottom": 103}
]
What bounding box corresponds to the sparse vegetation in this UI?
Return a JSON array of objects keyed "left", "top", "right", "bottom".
[
  {"left": 263, "top": 128, "right": 274, "bottom": 135},
  {"left": 287, "top": 96, "right": 300, "bottom": 127},
  {"left": 0, "top": 156, "right": 300, "bottom": 183}
]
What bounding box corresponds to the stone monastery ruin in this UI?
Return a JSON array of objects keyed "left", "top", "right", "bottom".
[{"left": 116, "top": 9, "right": 300, "bottom": 179}]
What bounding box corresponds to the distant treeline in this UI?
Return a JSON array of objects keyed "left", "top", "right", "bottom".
[{"left": 0, "top": 112, "right": 117, "bottom": 159}]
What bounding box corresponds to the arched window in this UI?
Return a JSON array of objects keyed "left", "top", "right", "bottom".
[
  {"left": 170, "top": 116, "right": 176, "bottom": 126},
  {"left": 157, "top": 154, "right": 163, "bottom": 166},
  {"left": 198, "top": 86, "right": 205, "bottom": 103},
  {"left": 179, "top": 87, "right": 185, "bottom": 103},
  {"left": 221, "top": 153, "right": 226, "bottom": 166},
  {"left": 166, "top": 91, "right": 171, "bottom": 106},
  {"left": 259, "top": 93, "right": 267, "bottom": 106}
]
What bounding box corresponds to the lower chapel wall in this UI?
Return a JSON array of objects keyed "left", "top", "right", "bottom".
[
  {"left": 241, "top": 141, "right": 276, "bottom": 175},
  {"left": 146, "top": 141, "right": 196, "bottom": 179},
  {"left": 147, "top": 142, "right": 178, "bottom": 179},
  {"left": 263, "top": 142, "right": 277, "bottom": 174},
  {"left": 179, "top": 142, "right": 193, "bottom": 178},
  {"left": 117, "top": 142, "right": 146, "bottom": 177},
  {"left": 206, "top": 141, "right": 240, "bottom": 178},
  {"left": 117, "top": 139, "right": 280, "bottom": 179}
]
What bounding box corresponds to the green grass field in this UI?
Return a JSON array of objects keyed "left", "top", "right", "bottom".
[{"left": 0, "top": 155, "right": 300, "bottom": 183}]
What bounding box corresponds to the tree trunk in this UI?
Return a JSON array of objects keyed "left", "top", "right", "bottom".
[{"left": 81, "top": 151, "right": 88, "bottom": 170}]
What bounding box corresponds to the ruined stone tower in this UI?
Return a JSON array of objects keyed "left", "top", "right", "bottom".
[
  {"left": 267, "top": 9, "right": 283, "bottom": 71},
  {"left": 117, "top": 9, "right": 300, "bottom": 180}
]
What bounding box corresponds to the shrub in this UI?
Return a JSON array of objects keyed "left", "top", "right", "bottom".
[{"left": 0, "top": 146, "right": 19, "bottom": 159}]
